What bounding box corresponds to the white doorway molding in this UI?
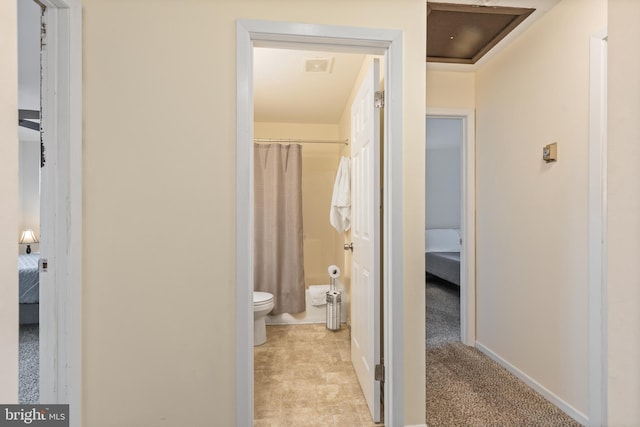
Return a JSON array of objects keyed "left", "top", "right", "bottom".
[
  {"left": 588, "top": 28, "right": 608, "bottom": 427},
  {"left": 38, "top": 0, "right": 82, "bottom": 425},
  {"left": 237, "top": 20, "right": 404, "bottom": 427},
  {"left": 425, "top": 108, "right": 476, "bottom": 346}
]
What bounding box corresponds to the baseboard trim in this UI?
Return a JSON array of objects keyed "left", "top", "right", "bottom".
[
  {"left": 475, "top": 341, "right": 589, "bottom": 426},
  {"left": 405, "top": 424, "right": 428, "bottom": 427}
]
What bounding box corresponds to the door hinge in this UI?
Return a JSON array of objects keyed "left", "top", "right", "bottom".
[
  {"left": 375, "top": 363, "right": 385, "bottom": 382},
  {"left": 374, "top": 91, "right": 385, "bottom": 109},
  {"left": 40, "top": 258, "right": 48, "bottom": 272}
]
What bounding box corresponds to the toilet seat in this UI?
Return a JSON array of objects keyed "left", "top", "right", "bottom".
[
  {"left": 253, "top": 291, "right": 274, "bottom": 304},
  {"left": 253, "top": 292, "right": 274, "bottom": 311}
]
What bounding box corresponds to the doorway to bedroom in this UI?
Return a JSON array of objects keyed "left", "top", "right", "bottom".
[
  {"left": 425, "top": 110, "right": 476, "bottom": 350},
  {"left": 17, "top": 0, "right": 44, "bottom": 404},
  {"left": 425, "top": 116, "right": 463, "bottom": 350},
  {"left": 16, "top": 0, "right": 82, "bottom": 411}
]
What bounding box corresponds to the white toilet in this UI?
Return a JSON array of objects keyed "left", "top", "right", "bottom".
[{"left": 253, "top": 291, "right": 274, "bottom": 346}]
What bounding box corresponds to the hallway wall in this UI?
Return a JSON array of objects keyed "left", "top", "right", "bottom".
[
  {"left": 426, "top": 70, "right": 475, "bottom": 109},
  {"left": 474, "top": 0, "right": 606, "bottom": 418},
  {"left": 79, "top": 1, "right": 426, "bottom": 425},
  {"left": 608, "top": 0, "right": 640, "bottom": 423}
]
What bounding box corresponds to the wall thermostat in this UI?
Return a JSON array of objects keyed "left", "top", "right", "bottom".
[{"left": 543, "top": 143, "right": 557, "bottom": 163}]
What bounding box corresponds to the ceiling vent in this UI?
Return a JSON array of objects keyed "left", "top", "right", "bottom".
[{"left": 303, "top": 57, "right": 334, "bottom": 73}]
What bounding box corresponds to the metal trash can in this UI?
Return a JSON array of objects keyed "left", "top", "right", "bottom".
[{"left": 326, "top": 290, "right": 342, "bottom": 331}]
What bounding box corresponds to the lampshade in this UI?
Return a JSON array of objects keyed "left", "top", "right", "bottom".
[{"left": 19, "top": 229, "right": 39, "bottom": 245}]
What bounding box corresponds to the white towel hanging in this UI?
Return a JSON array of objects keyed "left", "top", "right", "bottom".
[{"left": 330, "top": 156, "right": 351, "bottom": 233}]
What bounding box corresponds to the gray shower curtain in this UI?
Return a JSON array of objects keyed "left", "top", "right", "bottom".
[{"left": 254, "top": 144, "right": 305, "bottom": 315}]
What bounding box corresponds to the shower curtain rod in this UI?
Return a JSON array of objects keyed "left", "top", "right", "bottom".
[{"left": 254, "top": 138, "right": 349, "bottom": 146}]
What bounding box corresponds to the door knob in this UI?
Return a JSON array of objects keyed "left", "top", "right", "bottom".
[{"left": 344, "top": 242, "right": 353, "bottom": 251}]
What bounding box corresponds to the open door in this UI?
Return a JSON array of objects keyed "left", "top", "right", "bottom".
[{"left": 349, "top": 58, "right": 381, "bottom": 422}]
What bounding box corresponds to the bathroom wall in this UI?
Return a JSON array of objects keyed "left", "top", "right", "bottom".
[{"left": 254, "top": 122, "right": 346, "bottom": 286}]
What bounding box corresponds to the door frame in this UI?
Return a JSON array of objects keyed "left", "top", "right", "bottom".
[
  {"left": 588, "top": 29, "right": 607, "bottom": 427},
  {"left": 38, "top": 0, "right": 82, "bottom": 423},
  {"left": 236, "top": 20, "right": 404, "bottom": 426},
  {"left": 425, "top": 108, "right": 476, "bottom": 346}
]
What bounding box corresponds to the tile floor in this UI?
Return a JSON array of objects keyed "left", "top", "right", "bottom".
[{"left": 254, "top": 323, "right": 384, "bottom": 427}]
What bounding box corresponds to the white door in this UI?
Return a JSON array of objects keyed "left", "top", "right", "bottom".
[{"left": 350, "top": 58, "right": 381, "bottom": 422}]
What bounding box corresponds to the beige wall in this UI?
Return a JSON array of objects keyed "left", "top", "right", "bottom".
[
  {"left": 474, "top": 0, "right": 606, "bottom": 416},
  {"left": 0, "top": 0, "right": 19, "bottom": 403},
  {"left": 426, "top": 69, "right": 475, "bottom": 109},
  {"left": 254, "top": 122, "right": 346, "bottom": 286},
  {"left": 81, "top": 1, "right": 425, "bottom": 425},
  {"left": 608, "top": 0, "right": 640, "bottom": 424}
]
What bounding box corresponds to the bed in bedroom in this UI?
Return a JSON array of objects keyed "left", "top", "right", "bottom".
[
  {"left": 425, "top": 229, "right": 460, "bottom": 286},
  {"left": 19, "top": 253, "right": 39, "bottom": 324}
]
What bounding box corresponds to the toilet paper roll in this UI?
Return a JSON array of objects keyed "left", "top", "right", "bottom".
[{"left": 328, "top": 265, "right": 341, "bottom": 278}]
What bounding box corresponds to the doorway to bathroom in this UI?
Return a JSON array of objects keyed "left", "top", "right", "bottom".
[
  {"left": 252, "top": 46, "right": 383, "bottom": 424},
  {"left": 253, "top": 47, "right": 356, "bottom": 326},
  {"left": 236, "top": 20, "right": 405, "bottom": 427}
]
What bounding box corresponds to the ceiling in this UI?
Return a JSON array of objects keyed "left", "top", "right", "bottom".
[
  {"left": 253, "top": 48, "right": 367, "bottom": 124},
  {"left": 254, "top": 0, "right": 560, "bottom": 125}
]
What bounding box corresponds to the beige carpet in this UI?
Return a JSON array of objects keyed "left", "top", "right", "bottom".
[{"left": 426, "top": 343, "right": 583, "bottom": 427}]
